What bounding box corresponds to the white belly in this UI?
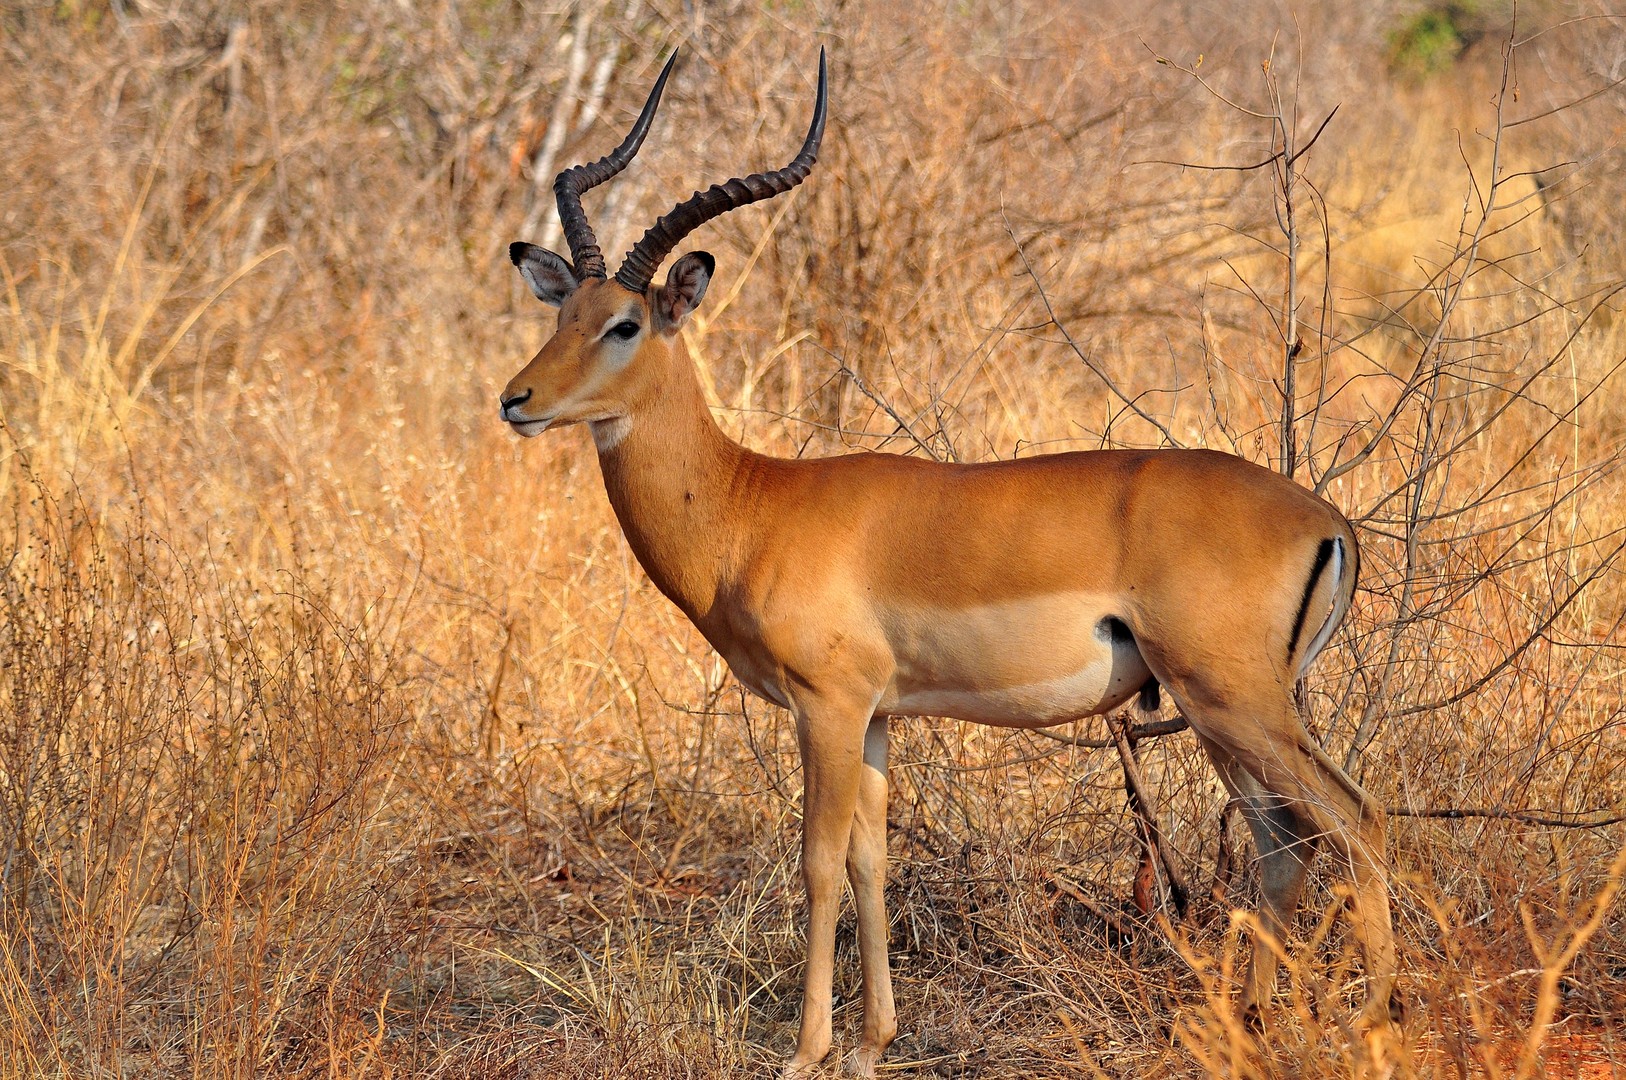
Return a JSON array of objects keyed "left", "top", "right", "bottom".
[{"left": 877, "top": 593, "right": 1150, "bottom": 726}]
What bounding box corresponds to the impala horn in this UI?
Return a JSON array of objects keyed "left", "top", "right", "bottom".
[
  {"left": 614, "top": 48, "right": 827, "bottom": 294},
  {"left": 553, "top": 51, "right": 678, "bottom": 280}
]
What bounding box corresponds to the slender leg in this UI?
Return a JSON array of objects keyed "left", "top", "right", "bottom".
[
  {"left": 1267, "top": 738, "right": 1401, "bottom": 1068},
  {"left": 783, "top": 694, "right": 871, "bottom": 1080},
  {"left": 1202, "top": 739, "right": 1317, "bottom": 1018},
  {"left": 1189, "top": 693, "right": 1398, "bottom": 1040},
  {"left": 842, "top": 717, "right": 895, "bottom": 1078},
  {"left": 1268, "top": 736, "right": 1398, "bottom": 1035}
]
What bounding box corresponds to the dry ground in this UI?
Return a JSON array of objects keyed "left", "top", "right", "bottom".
[{"left": 2, "top": 1, "right": 1624, "bottom": 1077}]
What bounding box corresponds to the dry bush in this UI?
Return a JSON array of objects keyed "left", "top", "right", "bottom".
[{"left": 1, "top": 0, "right": 1623, "bottom": 1077}]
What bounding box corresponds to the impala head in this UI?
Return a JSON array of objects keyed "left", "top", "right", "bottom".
[{"left": 500, "top": 48, "right": 828, "bottom": 440}]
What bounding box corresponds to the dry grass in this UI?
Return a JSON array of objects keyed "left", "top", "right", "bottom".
[{"left": 2, "top": 1, "right": 1624, "bottom": 1077}]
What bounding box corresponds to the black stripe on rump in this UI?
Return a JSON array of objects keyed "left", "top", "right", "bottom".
[{"left": 1286, "top": 538, "right": 1336, "bottom": 665}]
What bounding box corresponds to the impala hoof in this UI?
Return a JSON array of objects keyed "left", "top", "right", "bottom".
[
  {"left": 1354, "top": 1003, "right": 1403, "bottom": 1080},
  {"left": 842, "top": 1046, "right": 883, "bottom": 1078},
  {"left": 1361, "top": 1028, "right": 1400, "bottom": 1080},
  {"left": 780, "top": 1055, "right": 825, "bottom": 1080},
  {"left": 1355, "top": 995, "right": 1403, "bottom": 1036}
]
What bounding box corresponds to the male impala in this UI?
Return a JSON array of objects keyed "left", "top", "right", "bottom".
[{"left": 500, "top": 50, "right": 1399, "bottom": 1077}]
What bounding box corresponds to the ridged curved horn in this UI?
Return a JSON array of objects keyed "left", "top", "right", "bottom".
[
  {"left": 554, "top": 50, "right": 678, "bottom": 280},
  {"left": 615, "top": 48, "right": 827, "bottom": 294}
]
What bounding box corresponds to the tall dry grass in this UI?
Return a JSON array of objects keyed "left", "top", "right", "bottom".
[{"left": 1, "top": 1, "right": 1623, "bottom": 1077}]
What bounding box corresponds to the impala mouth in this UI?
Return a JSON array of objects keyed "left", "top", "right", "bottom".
[{"left": 506, "top": 414, "right": 556, "bottom": 438}]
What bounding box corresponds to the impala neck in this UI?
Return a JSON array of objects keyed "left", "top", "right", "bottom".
[{"left": 591, "top": 343, "right": 751, "bottom": 625}]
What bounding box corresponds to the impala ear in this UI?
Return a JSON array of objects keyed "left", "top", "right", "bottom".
[
  {"left": 510, "top": 242, "right": 577, "bottom": 306},
  {"left": 653, "top": 251, "right": 714, "bottom": 330}
]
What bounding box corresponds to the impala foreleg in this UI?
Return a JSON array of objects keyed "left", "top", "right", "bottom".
[
  {"left": 784, "top": 694, "right": 872, "bottom": 1080},
  {"left": 841, "top": 717, "right": 895, "bottom": 1078}
]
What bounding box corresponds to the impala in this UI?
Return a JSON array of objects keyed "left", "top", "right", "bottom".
[{"left": 500, "top": 50, "right": 1399, "bottom": 1077}]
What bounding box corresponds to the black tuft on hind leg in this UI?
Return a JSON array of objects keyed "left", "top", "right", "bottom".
[{"left": 1138, "top": 678, "right": 1160, "bottom": 713}]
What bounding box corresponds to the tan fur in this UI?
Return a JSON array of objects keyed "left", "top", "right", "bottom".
[{"left": 502, "top": 278, "right": 1398, "bottom": 1077}]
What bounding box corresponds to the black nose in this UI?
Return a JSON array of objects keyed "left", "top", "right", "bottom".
[{"left": 500, "top": 389, "right": 532, "bottom": 417}]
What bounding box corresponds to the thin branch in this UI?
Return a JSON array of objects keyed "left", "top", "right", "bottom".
[
  {"left": 1133, "top": 105, "right": 1338, "bottom": 175},
  {"left": 1108, "top": 712, "right": 1190, "bottom": 915},
  {"left": 1007, "top": 227, "right": 1182, "bottom": 446},
  {"left": 1507, "top": 68, "right": 1626, "bottom": 128},
  {"left": 1029, "top": 719, "right": 1625, "bottom": 834},
  {"left": 1391, "top": 537, "right": 1626, "bottom": 718},
  {"left": 1029, "top": 716, "right": 1190, "bottom": 749},
  {"left": 1389, "top": 807, "right": 1626, "bottom": 829}
]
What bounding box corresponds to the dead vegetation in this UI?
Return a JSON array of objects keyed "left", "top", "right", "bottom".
[{"left": 1, "top": 1, "right": 1623, "bottom": 1076}]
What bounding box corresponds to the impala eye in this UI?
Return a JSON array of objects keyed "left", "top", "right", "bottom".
[{"left": 607, "top": 320, "right": 640, "bottom": 341}]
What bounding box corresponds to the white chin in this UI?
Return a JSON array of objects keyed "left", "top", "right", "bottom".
[{"left": 509, "top": 419, "right": 553, "bottom": 438}]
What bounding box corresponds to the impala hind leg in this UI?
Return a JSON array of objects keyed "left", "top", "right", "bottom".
[
  {"left": 841, "top": 717, "right": 896, "bottom": 1078},
  {"left": 783, "top": 694, "right": 873, "bottom": 1080},
  {"left": 1277, "top": 735, "right": 1400, "bottom": 1035},
  {"left": 1200, "top": 738, "right": 1318, "bottom": 1023},
  {"left": 1188, "top": 693, "right": 1398, "bottom": 1038}
]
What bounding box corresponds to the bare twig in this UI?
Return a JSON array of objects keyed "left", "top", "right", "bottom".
[
  {"left": 1107, "top": 712, "right": 1191, "bottom": 916},
  {"left": 1029, "top": 716, "right": 1190, "bottom": 749},
  {"left": 1390, "top": 807, "right": 1626, "bottom": 830},
  {"left": 1007, "top": 227, "right": 1183, "bottom": 447}
]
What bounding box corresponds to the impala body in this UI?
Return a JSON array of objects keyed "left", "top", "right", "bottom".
[
  {"left": 498, "top": 50, "right": 1399, "bottom": 1078},
  {"left": 616, "top": 440, "right": 1345, "bottom": 729}
]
